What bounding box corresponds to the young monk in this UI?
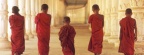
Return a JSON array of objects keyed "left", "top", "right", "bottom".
[
  {"left": 35, "top": 4, "right": 51, "bottom": 55},
  {"left": 9, "top": 6, "right": 25, "bottom": 55},
  {"left": 59, "top": 16, "right": 76, "bottom": 55},
  {"left": 88, "top": 4, "right": 104, "bottom": 55},
  {"left": 119, "top": 8, "right": 137, "bottom": 55}
]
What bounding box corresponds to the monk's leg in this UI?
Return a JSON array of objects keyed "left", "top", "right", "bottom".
[
  {"left": 124, "top": 53, "right": 134, "bottom": 55},
  {"left": 12, "top": 51, "right": 14, "bottom": 55},
  {"left": 62, "top": 47, "right": 73, "bottom": 55},
  {"left": 38, "top": 38, "right": 49, "bottom": 55},
  {"left": 95, "top": 53, "right": 100, "bottom": 55},
  {"left": 127, "top": 53, "right": 134, "bottom": 55}
]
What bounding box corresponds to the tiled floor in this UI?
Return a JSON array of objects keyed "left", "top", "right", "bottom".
[{"left": 0, "top": 26, "right": 143, "bottom": 55}]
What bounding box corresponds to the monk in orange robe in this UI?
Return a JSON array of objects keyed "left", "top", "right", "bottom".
[
  {"left": 35, "top": 4, "right": 51, "bottom": 55},
  {"left": 9, "top": 6, "right": 25, "bottom": 55},
  {"left": 119, "top": 8, "right": 137, "bottom": 55},
  {"left": 88, "top": 4, "right": 104, "bottom": 55},
  {"left": 59, "top": 16, "right": 76, "bottom": 55}
]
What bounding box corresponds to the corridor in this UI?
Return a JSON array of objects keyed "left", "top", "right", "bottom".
[{"left": 0, "top": 25, "right": 143, "bottom": 55}]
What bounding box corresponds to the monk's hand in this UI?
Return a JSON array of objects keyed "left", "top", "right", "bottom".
[{"left": 134, "top": 37, "right": 137, "bottom": 42}]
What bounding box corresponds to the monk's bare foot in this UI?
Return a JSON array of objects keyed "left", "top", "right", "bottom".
[{"left": 95, "top": 53, "right": 100, "bottom": 55}]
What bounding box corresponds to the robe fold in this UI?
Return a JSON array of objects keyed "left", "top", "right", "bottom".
[
  {"left": 59, "top": 25, "right": 76, "bottom": 55},
  {"left": 88, "top": 14, "right": 104, "bottom": 54},
  {"left": 9, "top": 14, "right": 25, "bottom": 55},
  {"left": 35, "top": 13, "right": 51, "bottom": 55},
  {"left": 119, "top": 16, "right": 136, "bottom": 55}
]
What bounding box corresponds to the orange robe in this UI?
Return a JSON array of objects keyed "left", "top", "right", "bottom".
[
  {"left": 59, "top": 25, "right": 76, "bottom": 55},
  {"left": 35, "top": 13, "right": 51, "bottom": 55},
  {"left": 9, "top": 14, "right": 25, "bottom": 55},
  {"left": 119, "top": 16, "right": 136, "bottom": 55},
  {"left": 88, "top": 14, "right": 104, "bottom": 54}
]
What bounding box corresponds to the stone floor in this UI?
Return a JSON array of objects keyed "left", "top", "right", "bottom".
[{"left": 0, "top": 25, "right": 144, "bottom": 55}]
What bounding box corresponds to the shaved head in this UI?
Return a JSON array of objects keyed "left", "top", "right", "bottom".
[
  {"left": 125, "top": 8, "right": 132, "bottom": 14},
  {"left": 12, "top": 6, "right": 19, "bottom": 13}
]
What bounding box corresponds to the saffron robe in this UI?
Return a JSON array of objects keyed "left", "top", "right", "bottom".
[
  {"left": 88, "top": 14, "right": 104, "bottom": 54},
  {"left": 119, "top": 16, "right": 136, "bottom": 55},
  {"left": 59, "top": 25, "right": 76, "bottom": 55},
  {"left": 9, "top": 14, "right": 25, "bottom": 55},
  {"left": 35, "top": 13, "right": 51, "bottom": 55}
]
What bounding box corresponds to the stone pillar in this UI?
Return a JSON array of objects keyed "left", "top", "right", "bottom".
[
  {"left": 8, "top": 0, "right": 18, "bottom": 41},
  {"left": 38, "top": 0, "right": 42, "bottom": 13},
  {"left": 130, "top": 0, "right": 144, "bottom": 53},
  {"left": 25, "top": 0, "right": 33, "bottom": 38},
  {"left": 0, "top": 0, "right": 11, "bottom": 49},
  {"left": 104, "top": 0, "right": 111, "bottom": 39},
  {"left": 35, "top": 0, "right": 39, "bottom": 14},
  {"left": 31, "top": 0, "right": 36, "bottom": 38},
  {"left": 18, "top": 0, "right": 29, "bottom": 40},
  {"left": 101, "top": 0, "right": 105, "bottom": 15},
  {"left": 130, "top": 0, "right": 144, "bottom": 42},
  {"left": 108, "top": 0, "right": 119, "bottom": 43},
  {"left": 98, "top": 0, "right": 102, "bottom": 14}
]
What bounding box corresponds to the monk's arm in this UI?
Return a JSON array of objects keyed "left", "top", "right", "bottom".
[
  {"left": 35, "top": 14, "right": 39, "bottom": 24},
  {"left": 9, "top": 16, "right": 15, "bottom": 27},
  {"left": 88, "top": 15, "right": 92, "bottom": 24},
  {"left": 134, "top": 20, "right": 137, "bottom": 41},
  {"left": 119, "top": 21, "right": 122, "bottom": 40},
  {"left": 71, "top": 27, "right": 76, "bottom": 38},
  {"left": 58, "top": 27, "right": 68, "bottom": 47},
  {"left": 23, "top": 17, "right": 26, "bottom": 33},
  {"left": 102, "top": 15, "right": 104, "bottom": 27},
  {"left": 49, "top": 14, "right": 51, "bottom": 25}
]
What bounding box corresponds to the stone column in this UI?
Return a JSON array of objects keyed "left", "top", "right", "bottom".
[
  {"left": 25, "top": 0, "right": 33, "bottom": 38},
  {"left": 0, "top": 0, "right": 11, "bottom": 49},
  {"left": 101, "top": 0, "right": 105, "bottom": 15},
  {"left": 18, "top": 0, "right": 29, "bottom": 40},
  {"left": 101, "top": 0, "right": 108, "bottom": 40},
  {"left": 130, "top": 0, "right": 144, "bottom": 53},
  {"left": 35, "top": 0, "right": 39, "bottom": 14},
  {"left": 31, "top": 0, "right": 36, "bottom": 38},
  {"left": 98, "top": 0, "right": 102, "bottom": 14},
  {"left": 108, "top": 0, "right": 119, "bottom": 43},
  {"left": 104, "top": 0, "right": 111, "bottom": 39},
  {"left": 130, "top": 0, "right": 144, "bottom": 42},
  {"left": 8, "top": 0, "right": 18, "bottom": 41}
]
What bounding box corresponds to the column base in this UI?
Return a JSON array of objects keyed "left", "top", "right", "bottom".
[
  {"left": 32, "top": 32, "right": 37, "bottom": 37},
  {"left": 104, "top": 35, "right": 111, "bottom": 41},
  {"left": 135, "top": 41, "right": 144, "bottom": 54},
  {"left": 24, "top": 34, "right": 29, "bottom": 40},
  {"left": 28, "top": 34, "right": 34, "bottom": 38},
  {"left": 0, "top": 38, "right": 11, "bottom": 49},
  {"left": 107, "top": 36, "right": 119, "bottom": 47}
]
